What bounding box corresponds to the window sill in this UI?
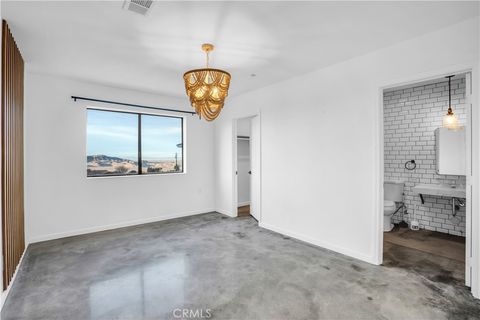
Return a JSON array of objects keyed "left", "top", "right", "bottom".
[{"left": 86, "top": 172, "right": 186, "bottom": 179}]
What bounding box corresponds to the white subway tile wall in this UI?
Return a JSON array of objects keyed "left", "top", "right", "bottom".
[{"left": 383, "top": 77, "right": 466, "bottom": 236}]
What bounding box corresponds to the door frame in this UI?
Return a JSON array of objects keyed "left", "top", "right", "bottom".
[
  {"left": 232, "top": 113, "right": 262, "bottom": 221},
  {"left": 374, "top": 66, "right": 477, "bottom": 297}
]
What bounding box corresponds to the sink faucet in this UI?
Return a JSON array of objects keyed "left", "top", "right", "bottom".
[{"left": 452, "top": 197, "right": 465, "bottom": 217}]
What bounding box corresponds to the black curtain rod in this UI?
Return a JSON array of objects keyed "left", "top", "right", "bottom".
[{"left": 71, "top": 96, "right": 196, "bottom": 115}]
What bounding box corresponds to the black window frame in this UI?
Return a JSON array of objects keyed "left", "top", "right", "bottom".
[{"left": 86, "top": 108, "right": 185, "bottom": 178}]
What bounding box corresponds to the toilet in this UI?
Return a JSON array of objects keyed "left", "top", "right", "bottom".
[{"left": 384, "top": 181, "right": 404, "bottom": 232}]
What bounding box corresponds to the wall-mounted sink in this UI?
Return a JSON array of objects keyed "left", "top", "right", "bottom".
[
  {"left": 412, "top": 184, "right": 466, "bottom": 199},
  {"left": 412, "top": 184, "right": 466, "bottom": 217}
]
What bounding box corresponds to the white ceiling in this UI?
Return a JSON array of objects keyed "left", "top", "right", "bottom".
[{"left": 3, "top": 1, "right": 479, "bottom": 98}]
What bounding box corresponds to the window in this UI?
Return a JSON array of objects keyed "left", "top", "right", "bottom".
[{"left": 87, "top": 109, "right": 184, "bottom": 177}]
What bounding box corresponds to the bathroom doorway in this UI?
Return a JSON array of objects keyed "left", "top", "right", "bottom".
[
  {"left": 379, "top": 72, "right": 473, "bottom": 289},
  {"left": 233, "top": 115, "right": 261, "bottom": 221}
]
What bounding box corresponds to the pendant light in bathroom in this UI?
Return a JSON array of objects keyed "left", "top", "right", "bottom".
[{"left": 442, "top": 75, "right": 459, "bottom": 130}]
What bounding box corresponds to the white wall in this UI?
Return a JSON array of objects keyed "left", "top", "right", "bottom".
[
  {"left": 214, "top": 17, "right": 480, "bottom": 286},
  {"left": 24, "top": 72, "right": 215, "bottom": 243}
]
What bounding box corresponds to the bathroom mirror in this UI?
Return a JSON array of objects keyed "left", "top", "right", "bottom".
[{"left": 435, "top": 127, "right": 466, "bottom": 175}]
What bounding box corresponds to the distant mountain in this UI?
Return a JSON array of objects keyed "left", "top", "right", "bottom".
[
  {"left": 87, "top": 154, "right": 181, "bottom": 175},
  {"left": 87, "top": 155, "right": 133, "bottom": 163}
]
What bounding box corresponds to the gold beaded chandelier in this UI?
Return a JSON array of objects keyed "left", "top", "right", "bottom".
[{"left": 183, "top": 44, "right": 231, "bottom": 121}]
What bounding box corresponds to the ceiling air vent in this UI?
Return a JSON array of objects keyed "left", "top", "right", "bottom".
[{"left": 123, "top": 0, "right": 153, "bottom": 15}]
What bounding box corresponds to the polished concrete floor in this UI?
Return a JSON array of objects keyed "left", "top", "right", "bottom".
[{"left": 2, "top": 213, "right": 480, "bottom": 320}]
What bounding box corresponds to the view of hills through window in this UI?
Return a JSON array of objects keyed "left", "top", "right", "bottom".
[{"left": 87, "top": 109, "right": 183, "bottom": 177}]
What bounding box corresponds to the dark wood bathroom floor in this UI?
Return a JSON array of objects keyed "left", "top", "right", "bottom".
[
  {"left": 384, "top": 227, "right": 465, "bottom": 261},
  {"left": 384, "top": 227, "right": 465, "bottom": 283},
  {"left": 237, "top": 205, "right": 251, "bottom": 217}
]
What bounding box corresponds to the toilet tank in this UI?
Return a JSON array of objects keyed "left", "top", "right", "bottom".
[{"left": 384, "top": 181, "right": 404, "bottom": 202}]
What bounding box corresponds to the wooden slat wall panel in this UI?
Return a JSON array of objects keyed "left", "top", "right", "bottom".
[{"left": 2, "top": 20, "right": 24, "bottom": 290}]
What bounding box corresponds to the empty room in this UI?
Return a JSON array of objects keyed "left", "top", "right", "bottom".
[{"left": 1, "top": 1, "right": 480, "bottom": 319}]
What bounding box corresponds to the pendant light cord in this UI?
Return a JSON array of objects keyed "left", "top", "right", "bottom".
[
  {"left": 448, "top": 76, "right": 451, "bottom": 109},
  {"left": 446, "top": 75, "right": 453, "bottom": 114}
]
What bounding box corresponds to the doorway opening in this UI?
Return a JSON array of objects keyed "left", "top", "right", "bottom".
[
  {"left": 233, "top": 115, "right": 261, "bottom": 222},
  {"left": 237, "top": 132, "right": 251, "bottom": 217},
  {"left": 380, "top": 72, "right": 472, "bottom": 288}
]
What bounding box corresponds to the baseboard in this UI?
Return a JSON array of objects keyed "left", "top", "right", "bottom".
[
  {"left": 259, "top": 222, "right": 376, "bottom": 264},
  {"left": 473, "top": 284, "right": 479, "bottom": 299},
  {"left": 215, "top": 208, "right": 236, "bottom": 218},
  {"left": 27, "top": 208, "right": 215, "bottom": 244},
  {"left": 238, "top": 201, "right": 250, "bottom": 207},
  {"left": 1, "top": 246, "right": 28, "bottom": 311}
]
